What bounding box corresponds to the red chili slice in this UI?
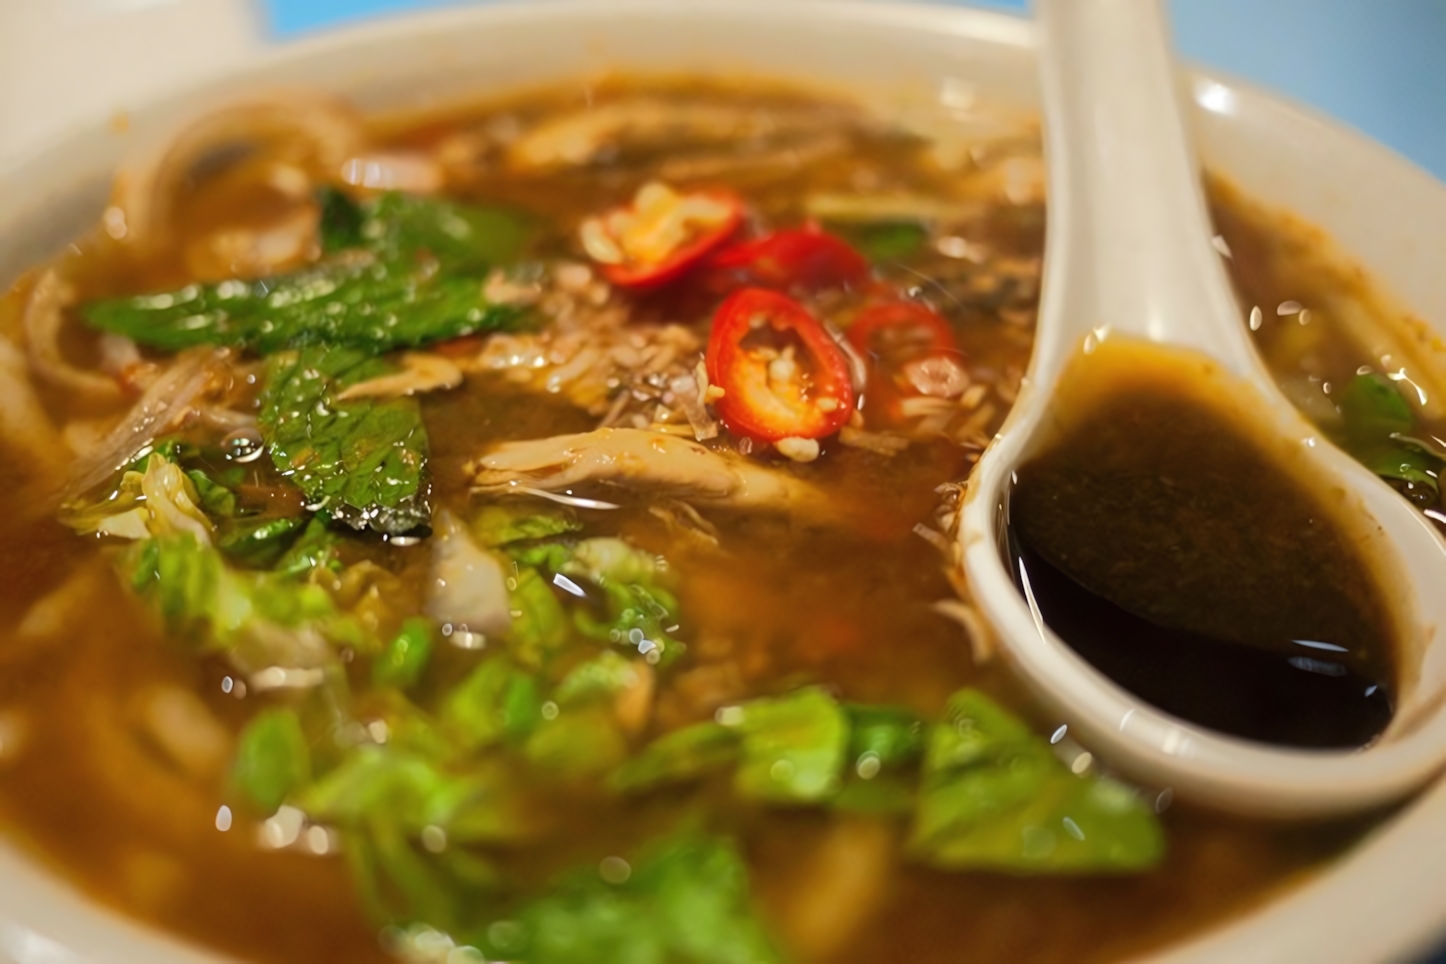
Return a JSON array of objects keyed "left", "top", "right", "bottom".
[
  {"left": 579, "top": 182, "right": 743, "bottom": 288},
  {"left": 846, "top": 301, "right": 966, "bottom": 421},
  {"left": 706, "top": 288, "right": 856, "bottom": 442},
  {"left": 709, "top": 224, "right": 870, "bottom": 292},
  {"left": 846, "top": 301, "right": 958, "bottom": 360}
]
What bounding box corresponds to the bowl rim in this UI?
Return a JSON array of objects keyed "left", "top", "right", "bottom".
[{"left": 1, "top": 2, "right": 1444, "bottom": 963}]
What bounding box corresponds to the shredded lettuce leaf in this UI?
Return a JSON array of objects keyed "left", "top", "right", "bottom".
[
  {"left": 723, "top": 686, "right": 849, "bottom": 804},
  {"left": 123, "top": 532, "right": 366, "bottom": 671},
  {"left": 486, "top": 833, "right": 784, "bottom": 964},
  {"left": 609, "top": 722, "right": 740, "bottom": 793},
  {"left": 442, "top": 658, "right": 543, "bottom": 752},
  {"left": 231, "top": 708, "right": 312, "bottom": 814},
  {"left": 907, "top": 690, "right": 1164, "bottom": 873},
  {"left": 374, "top": 617, "right": 435, "bottom": 690}
]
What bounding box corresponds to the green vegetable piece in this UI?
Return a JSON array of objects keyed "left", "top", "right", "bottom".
[
  {"left": 499, "top": 833, "right": 784, "bottom": 964},
  {"left": 216, "top": 515, "right": 308, "bottom": 568},
  {"left": 724, "top": 686, "right": 849, "bottom": 804},
  {"left": 831, "top": 773, "right": 917, "bottom": 815},
  {"left": 471, "top": 505, "right": 582, "bottom": 548},
  {"left": 231, "top": 708, "right": 311, "bottom": 813},
  {"left": 125, "top": 533, "right": 355, "bottom": 657},
  {"left": 508, "top": 566, "right": 571, "bottom": 666},
  {"left": 304, "top": 751, "right": 405, "bottom": 824},
  {"left": 318, "top": 187, "right": 366, "bottom": 252},
  {"left": 1338, "top": 372, "right": 1416, "bottom": 439},
  {"left": 443, "top": 658, "right": 538, "bottom": 750},
  {"left": 273, "top": 515, "right": 343, "bottom": 578},
  {"left": 842, "top": 220, "right": 928, "bottom": 262},
  {"left": 259, "top": 345, "right": 431, "bottom": 535},
  {"left": 846, "top": 704, "right": 925, "bottom": 771},
  {"left": 555, "top": 538, "right": 685, "bottom": 664},
  {"left": 186, "top": 468, "right": 239, "bottom": 518},
  {"left": 298, "top": 746, "right": 525, "bottom": 844},
  {"left": 502, "top": 674, "right": 544, "bottom": 744},
  {"left": 924, "top": 688, "right": 1034, "bottom": 772},
  {"left": 609, "top": 721, "right": 740, "bottom": 793},
  {"left": 82, "top": 258, "right": 523, "bottom": 356},
  {"left": 554, "top": 651, "right": 639, "bottom": 705},
  {"left": 566, "top": 538, "right": 666, "bottom": 586},
  {"left": 83, "top": 192, "right": 529, "bottom": 356},
  {"left": 1334, "top": 372, "right": 1442, "bottom": 498},
  {"left": 443, "top": 660, "right": 511, "bottom": 748},
  {"left": 353, "top": 191, "right": 531, "bottom": 270},
  {"left": 374, "top": 617, "right": 434, "bottom": 689},
  {"left": 524, "top": 706, "right": 628, "bottom": 779},
  {"left": 370, "top": 818, "right": 459, "bottom": 931},
  {"left": 1356, "top": 443, "right": 1441, "bottom": 496},
  {"left": 907, "top": 688, "right": 1164, "bottom": 873},
  {"left": 437, "top": 848, "right": 504, "bottom": 894}
]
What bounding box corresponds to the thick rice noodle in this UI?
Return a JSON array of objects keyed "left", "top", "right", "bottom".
[
  {"left": 64, "top": 348, "right": 227, "bottom": 499},
  {"left": 22, "top": 270, "right": 123, "bottom": 404},
  {"left": 111, "top": 92, "right": 366, "bottom": 254}
]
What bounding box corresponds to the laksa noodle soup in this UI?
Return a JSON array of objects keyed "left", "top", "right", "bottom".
[{"left": 0, "top": 77, "right": 1441, "bottom": 964}]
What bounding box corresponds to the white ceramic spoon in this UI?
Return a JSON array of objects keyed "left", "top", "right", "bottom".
[{"left": 959, "top": 0, "right": 1446, "bottom": 817}]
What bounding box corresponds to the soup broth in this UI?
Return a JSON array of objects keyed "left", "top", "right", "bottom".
[
  {"left": 1008, "top": 340, "right": 1396, "bottom": 748},
  {"left": 0, "top": 79, "right": 1436, "bottom": 964}
]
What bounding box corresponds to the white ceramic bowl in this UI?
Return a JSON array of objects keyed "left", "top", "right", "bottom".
[{"left": 2, "top": 3, "right": 1445, "bottom": 962}]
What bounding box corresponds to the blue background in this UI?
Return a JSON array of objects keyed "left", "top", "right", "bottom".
[
  {"left": 261, "top": 0, "right": 1446, "bottom": 182},
  {"left": 259, "top": 2, "right": 1446, "bottom": 959}
]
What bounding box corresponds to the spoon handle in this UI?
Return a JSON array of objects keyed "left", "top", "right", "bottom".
[{"left": 1033, "top": 0, "right": 1256, "bottom": 380}]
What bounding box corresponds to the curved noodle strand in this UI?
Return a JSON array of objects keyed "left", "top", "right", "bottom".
[{"left": 111, "top": 91, "right": 366, "bottom": 253}]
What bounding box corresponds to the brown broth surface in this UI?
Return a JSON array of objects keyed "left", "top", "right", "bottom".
[
  {"left": 1009, "top": 341, "right": 1396, "bottom": 748},
  {"left": 0, "top": 80, "right": 1422, "bottom": 964}
]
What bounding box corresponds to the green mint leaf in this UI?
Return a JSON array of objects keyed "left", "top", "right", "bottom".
[
  {"left": 354, "top": 192, "right": 532, "bottom": 269},
  {"left": 318, "top": 187, "right": 367, "bottom": 252},
  {"left": 83, "top": 192, "right": 530, "bottom": 356},
  {"left": 259, "top": 346, "right": 431, "bottom": 535},
  {"left": 82, "top": 259, "right": 523, "bottom": 355}
]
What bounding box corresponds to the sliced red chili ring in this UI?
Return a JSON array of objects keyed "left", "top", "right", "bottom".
[
  {"left": 705, "top": 287, "right": 856, "bottom": 443},
  {"left": 578, "top": 182, "right": 743, "bottom": 288},
  {"left": 846, "top": 301, "right": 958, "bottom": 360},
  {"left": 846, "top": 301, "right": 967, "bottom": 421},
  {"left": 709, "top": 223, "right": 870, "bottom": 293}
]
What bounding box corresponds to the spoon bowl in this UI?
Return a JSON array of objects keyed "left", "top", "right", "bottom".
[{"left": 960, "top": 0, "right": 1446, "bottom": 817}]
